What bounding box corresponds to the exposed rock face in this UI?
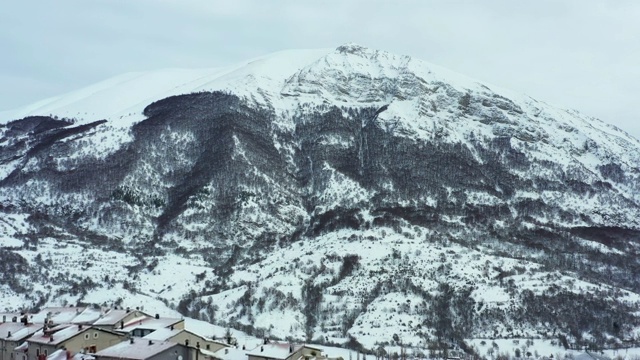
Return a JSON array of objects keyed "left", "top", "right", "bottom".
[{"left": 1, "top": 44, "right": 640, "bottom": 349}]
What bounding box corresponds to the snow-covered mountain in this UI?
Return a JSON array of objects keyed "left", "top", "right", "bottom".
[{"left": 1, "top": 44, "right": 640, "bottom": 351}]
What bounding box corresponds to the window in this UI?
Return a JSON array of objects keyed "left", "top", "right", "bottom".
[
  {"left": 36, "top": 350, "right": 40, "bottom": 356},
  {"left": 84, "top": 334, "right": 90, "bottom": 340},
  {"left": 93, "top": 332, "right": 99, "bottom": 339},
  {"left": 44, "top": 350, "right": 48, "bottom": 356},
  {"left": 89, "top": 346, "right": 97, "bottom": 353}
]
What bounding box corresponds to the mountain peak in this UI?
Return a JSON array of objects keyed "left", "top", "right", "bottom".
[{"left": 336, "top": 42, "right": 373, "bottom": 55}]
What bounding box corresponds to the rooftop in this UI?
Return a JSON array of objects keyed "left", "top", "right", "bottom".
[
  {"left": 142, "top": 328, "right": 182, "bottom": 341},
  {"left": 118, "top": 316, "right": 182, "bottom": 333},
  {"left": 47, "top": 349, "right": 95, "bottom": 360},
  {"left": 0, "top": 322, "right": 43, "bottom": 341},
  {"left": 72, "top": 308, "right": 105, "bottom": 324},
  {"left": 94, "top": 339, "right": 180, "bottom": 360},
  {"left": 31, "top": 307, "right": 86, "bottom": 325},
  {"left": 246, "top": 343, "right": 303, "bottom": 360},
  {"left": 212, "top": 347, "right": 248, "bottom": 360},
  {"left": 93, "top": 309, "right": 149, "bottom": 326},
  {"left": 28, "top": 325, "right": 91, "bottom": 345}
]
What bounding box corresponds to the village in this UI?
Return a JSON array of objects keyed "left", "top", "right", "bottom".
[
  {"left": 0, "top": 307, "right": 334, "bottom": 360},
  {"left": 2, "top": 306, "right": 637, "bottom": 360}
]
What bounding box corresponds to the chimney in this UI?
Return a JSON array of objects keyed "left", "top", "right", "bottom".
[
  {"left": 126, "top": 307, "right": 130, "bottom": 313},
  {"left": 289, "top": 345, "right": 293, "bottom": 353},
  {"left": 263, "top": 338, "right": 268, "bottom": 345},
  {"left": 242, "top": 345, "right": 246, "bottom": 350},
  {"left": 50, "top": 335, "right": 54, "bottom": 342},
  {"left": 225, "top": 349, "right": 229, "bottom": 354},
  {"left": 78, "top": 324, "right": 83, "bottom": 330},
  {"left": 120, "top": 321, "right": 124, "bottom": 329},
  {"left": 135, "top": 307, "right": 139, "bottom": 311},
  {"left": 154, "top": 314, "right": 159, "bottom": 319},
  {"left": 2, "top": 315, "right": 5, "bottom": 323},
  {"left": 260, "top": 346, "right": 264, "bottom": 352},
  {"left": 7, "top": 331, "right": 11, "bottom": 338},
  {"left": 170, "top": 325, "right": 174, "bottom": 331},
  {"left": 148, "top": 340, "right": 153, "bottom": 346},
  {"left": 130, "top": 338, "right": 134, "bottom": 344},
  {"left": 12, "top": 316, "right": 17, "bottom": 322}
]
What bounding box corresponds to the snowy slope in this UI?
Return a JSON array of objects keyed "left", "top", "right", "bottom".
[{"left": 0, "top": 49, "right": 331, "bottom": 128}]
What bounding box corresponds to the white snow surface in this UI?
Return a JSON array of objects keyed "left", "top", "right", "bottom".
[{"left": 0, "top": 48, "right": 331, "bottom": 127}]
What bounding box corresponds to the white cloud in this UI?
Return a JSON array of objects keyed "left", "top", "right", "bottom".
[{"left": 0, "top": 0, "right": 638, "bottom": 139}]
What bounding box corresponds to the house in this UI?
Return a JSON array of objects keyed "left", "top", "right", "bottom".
[
  {"left": 144, "top": 328, "right": 228, "bottom": 360},
  {"left": 92, "top": 308, "right": 151, "bottom": 331},
  {"left": 94, "top": 338, "right": 190, "bottom": 360},
  {"left": 27, "top": 324, "right": 126, "bottom": 359},
  {"left": 0, "top": 321, "right": 42, "bottom": 360},
  {"left": 246, "top": 342, "right": 324, "bottom": 360},
  {"left": 115, "top": 315, "right": 184, "bottom": 338}
]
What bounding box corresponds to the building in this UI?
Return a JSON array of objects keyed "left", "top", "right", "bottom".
[
  {"left": 144, "top": 328, "right": 228, "bottom": 360},
  {"left": 246, "top": 343, "right": 324, "bottom": 360},
  {"left": 115, "top": 315, "right": 184, "bottom": 338},
  {"left": 0, "top": 322, "right": 42, "bottom": 360},
  {"left": 92, "top": 309, "right": 151, "bottom": 331},
  {"left": 27, "top": 324, "right": 126, "bottom": 359},
  {"left": 94, "top": 338, "right": 190, "bottom": 360}
]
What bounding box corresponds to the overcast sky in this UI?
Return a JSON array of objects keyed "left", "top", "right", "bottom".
[{"left": 1, "top": 0, "right": 638, "bottom": 139}]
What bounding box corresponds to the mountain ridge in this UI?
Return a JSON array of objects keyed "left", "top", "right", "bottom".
[{"left": 1, "top": 44, "right": 640, "bottom": 350}]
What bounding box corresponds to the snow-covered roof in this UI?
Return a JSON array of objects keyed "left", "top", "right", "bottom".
[
  {"left": 0, "top": 322, "right": 43, "bottom": 340},
  {"left": 142, "top": 327, "right": 182, "bottom": 341},
  {"left": 28, "top": 325, "right": 92, "bottom": 345},
  {"left": 92, "top": 309, "right": 150, "bottom": 326},
  {"left": 14, "top": 342, "right": 28, "bottom": 351},
  {"left": 75, "top": 355, "right": 95, "bottom": 360},
  {"left": 47, "top": 349, "right": 70, "bottom": 360},
  {"left": 94, "top": 339, "right": 180, "bottom": 360},
  {"left": 47, "top": 349, "right": 95, "bottom": 360},
  {"left": 71, "top": 308, "right": 104, "bottom": 324},
  {"left": 246, "top": 343, "right": 303, "bottom": 360},
  {"left": 574, "top": 353, "right": 611, "bottom": 360},
  {"left": 92, "top": 310, "right": 125, "bottom": 326},
  {"left": 31, "top": 307, "right": 86, "bottom": 325},
  {"left": 118, "top": 316, "right": 182, "bottom": 333},
  {"left": 212, "top": 347, "right": 248, "bottom": 360}
]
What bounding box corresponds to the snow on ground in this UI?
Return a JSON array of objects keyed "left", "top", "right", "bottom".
[
  {"left": 0, "top": 212, "right": 30, "bottom": 248},
  {"left": 468, "top": 339, "right": 640, "bottom": 360}
]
